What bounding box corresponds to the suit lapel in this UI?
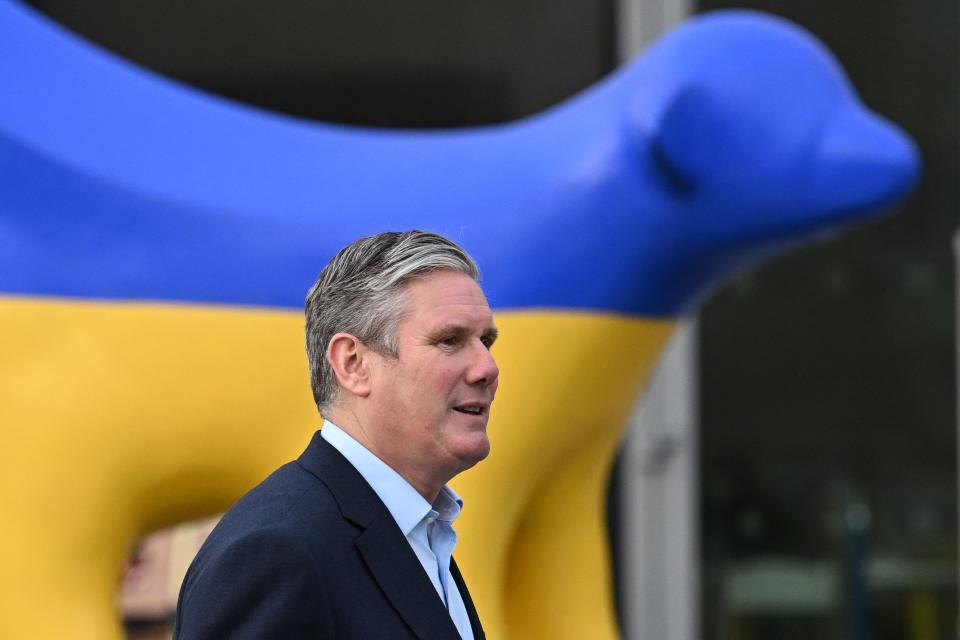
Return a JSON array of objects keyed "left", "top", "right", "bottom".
[
  {"left": 451, "top": 557, "right": 485, "bottom": 639},
  {"left": 297, "top": 432, "right": 462, "bottom": 640},
  {"left": 356, "top": 514, "right": 462, "bottom": 640}
]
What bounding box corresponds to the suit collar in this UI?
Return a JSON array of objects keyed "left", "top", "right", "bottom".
[
  {"left": 319, "top": 420, "right": 435, "bottom": 536},
  {"left": 296, "top": 431, "right": 468, "bottom": 640},
  {"left": 296, "top": 430, "right": 381, "bottom": 527},
  {"left": 355, "top": 515, "right": 464, "bottom": 640}
]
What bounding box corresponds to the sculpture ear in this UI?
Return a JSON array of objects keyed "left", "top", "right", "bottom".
[{"left": 650, "top": 86, "right": 725, "bottom": 192}]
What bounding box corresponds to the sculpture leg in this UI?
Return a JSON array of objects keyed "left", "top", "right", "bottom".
[
  {"left": 506, "top": 424, "right": 626, "bottom": 639},
  {"left": 0, "top": 297, "right": 316, "bottom": 639}
]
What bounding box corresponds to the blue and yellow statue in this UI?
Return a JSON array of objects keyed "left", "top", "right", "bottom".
[{"left": 0, "top": 2, "right": 918, "bottom": 638}]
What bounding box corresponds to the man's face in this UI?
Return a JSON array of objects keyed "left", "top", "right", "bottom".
[{"left": 365, "top": 269, "right": 499, "bottom": 487}]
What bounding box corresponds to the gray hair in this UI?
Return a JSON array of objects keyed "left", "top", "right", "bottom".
[{"left": 305, "top": 230, "right": 480, "bottom": 414}]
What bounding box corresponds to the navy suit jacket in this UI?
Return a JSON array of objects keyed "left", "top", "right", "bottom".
[{"left": 173, "top": 432, "right": 485, "bottom": 639}]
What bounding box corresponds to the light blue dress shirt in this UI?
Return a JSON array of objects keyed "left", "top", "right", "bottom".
[{"left": 321, "top": 421, "right": 475, "bottom": 640}]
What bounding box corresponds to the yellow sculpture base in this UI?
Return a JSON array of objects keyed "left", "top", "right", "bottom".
[{"left": 0, "top": 296, "right": 673, "bottom": 639}]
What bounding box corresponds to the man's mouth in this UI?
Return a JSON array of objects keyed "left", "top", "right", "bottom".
[{"left": 453, "top": 404, "right": 486, "bottom": 416}]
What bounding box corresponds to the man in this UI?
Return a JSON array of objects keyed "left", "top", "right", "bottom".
[{"left": 174, "top": 230, "right": 498, "bottom": 639}]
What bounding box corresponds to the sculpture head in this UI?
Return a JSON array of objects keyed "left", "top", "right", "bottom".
[{"left": 567, "top": 11, "right": 924, "bottom": 312}]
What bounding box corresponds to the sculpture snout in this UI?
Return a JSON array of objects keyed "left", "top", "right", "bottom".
[{"left": 810, "top": 104, "right": 921, "bottom": 218}]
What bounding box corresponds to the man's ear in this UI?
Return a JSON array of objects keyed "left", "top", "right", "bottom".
[{"left": 326, "top": 333, "right": 372, "bottom": 399}]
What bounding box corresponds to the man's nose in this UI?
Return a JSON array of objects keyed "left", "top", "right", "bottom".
[{"left": 467, "top": 340, "right": 499, "bottom": 387}]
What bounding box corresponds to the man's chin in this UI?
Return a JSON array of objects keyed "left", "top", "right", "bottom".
[{"left": 452, "top": 435, "right": 491, "bottom": 471}]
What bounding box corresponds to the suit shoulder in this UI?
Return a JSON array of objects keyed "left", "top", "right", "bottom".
[
  {"left": 188, "top": 459, "right": 353, "bottom": 581},
  {"left": 174, "top": 462, "right": 344, "bottom": 638},
  {"left": 174, "top": 520, "right": 335, "bottom": 638},
  {"left": 213, "top": 460, "right": 343, "bottom": 536}
]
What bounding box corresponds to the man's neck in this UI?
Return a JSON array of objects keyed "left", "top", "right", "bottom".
[{"left": 322, "top": 408, "right": 445, "bottom": 503}]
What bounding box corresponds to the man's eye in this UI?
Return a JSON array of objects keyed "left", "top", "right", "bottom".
[{"left": 439, "top": 336, "right": 459, "bottom": 347}]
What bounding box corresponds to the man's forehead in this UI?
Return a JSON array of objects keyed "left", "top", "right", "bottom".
[{"left": 402, "top": 271, "right": 492, "bottom": 313}]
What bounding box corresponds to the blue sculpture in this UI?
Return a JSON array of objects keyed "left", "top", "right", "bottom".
[{"left": 0, "top": 6, "right": 917, "bottom": 314}]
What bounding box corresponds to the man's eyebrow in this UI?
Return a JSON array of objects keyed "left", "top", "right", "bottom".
[
  {"left": 431, "top": 324, "right": 469, "bottom": 336},
  {"left": 428, "top": 324, "right": 498, "bottom": 341}
]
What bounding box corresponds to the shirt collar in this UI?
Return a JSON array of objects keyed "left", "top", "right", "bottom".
[
  {"left": 432, "top": 484, "right": 463, "bottom": 524},
  {"left": 320, "top": 420, "right": 463, "bottom": 535}
]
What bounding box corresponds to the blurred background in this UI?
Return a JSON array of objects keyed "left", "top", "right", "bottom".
[{"left": 21, "top": 0, "right": 956, "bottom": 638}]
